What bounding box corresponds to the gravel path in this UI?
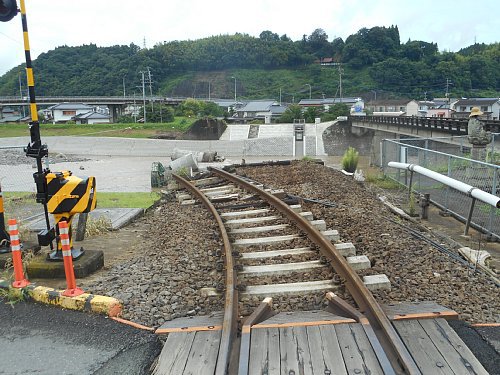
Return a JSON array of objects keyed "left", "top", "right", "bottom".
[
  {"left": 84, "top": 160, "right": 499, "bottom": 327},
  {"left": 0, "top": 149, "right": 89, "bottom": 166}
]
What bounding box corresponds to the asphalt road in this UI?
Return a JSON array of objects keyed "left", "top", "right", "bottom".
[{"left": 0, "top": 301, "right": 161, "bottom": 375}]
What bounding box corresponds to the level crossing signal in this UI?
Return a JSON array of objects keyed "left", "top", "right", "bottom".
[{"left": 0, "top": 0, "right": 18, "bottom": 22}]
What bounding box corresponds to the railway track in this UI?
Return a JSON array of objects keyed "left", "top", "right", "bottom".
[{"left": 164, "top": 167, "right": 418, "bottom": 374}]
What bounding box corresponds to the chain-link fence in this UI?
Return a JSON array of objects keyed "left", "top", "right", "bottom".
[
  {"left": 0, "top": 146, "right": 43, "bottom": 224},
  {"left": 382, "top": 139, "right": 500, "bottom": 240}
]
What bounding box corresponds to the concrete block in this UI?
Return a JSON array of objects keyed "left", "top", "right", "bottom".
[
  {"left": 346, "top": 255, "right": 371, "bottom": 270},
  {"left": 27, "top": 250, "right": 104, "bottom": 279},
  {"left": 299, "top": 211, "right": 314, "bottom": 221},
  {"left": 363, "top": 274, "right": 391, "bottom": 291},
  {"left": 335, "top": 242, "right": 356, "bottom": 257},
  {"left": 311, "top": 220, "right": 327, "bottom": 231},
  {"left": 180, "top": 199, "right": 196, "bottom": 205},
  {"left": 289, "top": 205, "right": 302, "bottom": 213},
  {"left": 177, "top": 193, "right": 192, "bottom": 203},
  {"left": 321, "top": 229, "right": 339, "bottom": 242}
]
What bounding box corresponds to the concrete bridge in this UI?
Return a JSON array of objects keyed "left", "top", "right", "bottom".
[
  {"left": 0, "top": 96, "right": 185, "bottom": 122},
  {"left": 350, "top": 115, "right": 500, "bottom": 138}
]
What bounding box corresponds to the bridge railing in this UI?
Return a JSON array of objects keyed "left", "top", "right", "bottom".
[
  {"left": 382, "top": 139, "right": 500, "bottom": 240},
  {"left": 352, "top": 115, "right": 500, "bottom": 135}
]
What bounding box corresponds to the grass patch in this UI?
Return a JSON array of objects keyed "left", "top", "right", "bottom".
[
  {"left": 85, "top": 216, "right": 112, "bottom": 237},
  {"left": 96, "top": 192, "right": 160, "bottom": 209},
  {"left": 0, "top": 118, "right": 196, "bottom": 138},
  {"left": 3, "top": 191, "right": 159, "bottom": 209},
  {"left": 0, "top": 287, "right": 27, "bottom": 306},
  {"left": 365, "top": 173, "right": 403, "bottom": 189}
]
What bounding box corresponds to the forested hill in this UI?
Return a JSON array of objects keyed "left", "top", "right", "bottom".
[{"left": 0, "top": 26, "right": 498, "bottom": 100}]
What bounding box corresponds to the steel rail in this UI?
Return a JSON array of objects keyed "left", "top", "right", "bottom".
[
  {"left": 210, "top": 167, "right": 421, "bottom": 375},
  {"left": 173, "top": 174, "right": 237, "bottom": 375}
]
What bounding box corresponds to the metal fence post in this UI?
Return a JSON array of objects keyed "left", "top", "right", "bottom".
[
  {"left": 445, "top": 155, "right": 451, "bottom": 208},
  {"left": 381, "top": 140, "right": 386, "bottom": 175},
  {"left": 488, "top": 167, "right": 498, "bottom": 236}
]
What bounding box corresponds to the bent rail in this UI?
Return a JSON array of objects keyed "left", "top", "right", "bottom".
[
  {"left": 210, "top": 167, "right": 421, "bottom": 375},
  {"left": 172, "top": 174, "right": 237, "bottom": 375}
]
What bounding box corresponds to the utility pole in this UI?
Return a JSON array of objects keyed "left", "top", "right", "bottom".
[
  {"left": 123, "top": 77, "right": 126, "bottom": 97},
  {"left": 147, "top": 67, "right": 154, "bottom": 113},
  {"left": 18, "top": 73, "right": 25, "bottom": 117},
  {"left": 279, "top": 88, "right": 282, "bottom": 105},
  {"left": 208, "top": 82, "right": 211, "bottom": 100},
  {"left": 338, "top": 64, "right": 344, "bottom": 101},
  {"left": 231, "top": 76, "right": 237, "bottom": 102},
  {"left": 445, "top": 78, "right": 452, "bottom": 103},
  {"left": 139, "top": 71, "right": 147, "bottom": 123},
  {"left": 133, "top": 92, "right": 137, "bottom": 123}
]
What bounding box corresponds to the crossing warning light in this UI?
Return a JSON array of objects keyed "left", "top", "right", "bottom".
[{"left": 0, "top": 0, "right": 18, "bottom": 22}]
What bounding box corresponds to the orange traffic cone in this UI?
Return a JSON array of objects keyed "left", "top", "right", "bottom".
[
  {"left": 59, "top": 221, "right": 84, "bottom": 297},
  {"left": 8, "top": 219, "right": 30, "bottom": 288}
]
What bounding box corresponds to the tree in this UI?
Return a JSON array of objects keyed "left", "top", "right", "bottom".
[
  {"left": 278, "top": 104, "right": 303, "bottom": 123},
  {"left": 321, "top": 103, "right": 349, "bottom": 121},
  {"left": 304, "top": 107, "right": 322, "bottom": 123},
  {"left": 144, "top": 103, "right": 174, "bottom": 123}
]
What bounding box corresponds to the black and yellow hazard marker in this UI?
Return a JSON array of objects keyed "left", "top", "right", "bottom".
[{"left": 45, "top": 171, "right": 97, "bottom": 260}]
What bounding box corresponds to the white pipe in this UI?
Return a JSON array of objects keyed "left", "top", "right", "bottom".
[{"left": 388, "top": 162, "right": 500, "bottom": 209}]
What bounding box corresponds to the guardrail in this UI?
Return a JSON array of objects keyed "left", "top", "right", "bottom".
[{"left": 352, "top": 115, "right": 500, "bottom": 135}]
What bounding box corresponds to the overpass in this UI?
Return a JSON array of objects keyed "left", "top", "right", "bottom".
[
  {"left": 0, "top": 96, "right": 185, "bottom": 122},
  {"left": 350, "top": 115, "right": 500, "bottom": 138},
  {"left": 0, "top": 96, "right": 185, "bottom": 106}
]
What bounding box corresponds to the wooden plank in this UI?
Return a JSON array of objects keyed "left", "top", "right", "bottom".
[
  {"left": 309, "top": 325, "right": 348, "bottom": 375},
  {"left": 295, "top": 326, "right": 314, "bottom": 375},
  {"left": 420, "top": 319, "right": 489, "bottom": 375},
  {"left": 335, "top": 324, "right": 384, "bottom": 375},
  {"left": 182, "top": 330, "right": 222, "bottom": 375},
  {"left": 394, "top": 320, "right": 454, "bottom": 375},
  {"left": 254, "top": 310, "right": 354, "bottom": 326},
  {"left": 382, "top": 301, "right": 458, "bottom": 320},
  {"left": 249, "top": 328, "right": 280, "bottom": 375},
  {"left": 279, "top": 326, "right": 313, "bottom": 375},
  {"left": 152, "top": 332, "right": 195, "bottom": 375},
  {"left": 156, "top": 311, "right": 224, "bottom": 333}
]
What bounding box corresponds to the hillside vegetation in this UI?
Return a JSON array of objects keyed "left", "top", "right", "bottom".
[{"left": 0, "top": 26, "right": 498, "bottom": 100}]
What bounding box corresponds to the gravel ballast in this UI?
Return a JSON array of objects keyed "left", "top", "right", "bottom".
[{"left": 84, "top": 161, "right": 498, "bottom": 327}]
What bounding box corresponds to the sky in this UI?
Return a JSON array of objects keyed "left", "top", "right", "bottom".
[{"left": 0, "top": 0, "right": 498, "bottom": 76}]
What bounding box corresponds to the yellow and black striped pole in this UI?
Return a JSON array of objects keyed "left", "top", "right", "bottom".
[
  {"left": 20, "top": 0, "right": 37, "bottom": 122},
  {"left": 18, "top": 0, "right": 54, "bottom": 250}
]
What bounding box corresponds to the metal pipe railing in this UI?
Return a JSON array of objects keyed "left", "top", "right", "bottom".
[{"left": 388, "top": 162, "right": 500, "bottom": 209}]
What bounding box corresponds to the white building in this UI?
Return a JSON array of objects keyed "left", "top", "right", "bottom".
[
  {"left": 48, "top": 103, "right": 111, "bottom": 124},
  {"left": 452, "top": 98, "right": 500, "bottom": 120},
  {"left": 49, "top": 103, "right": 94, "bottom": 123}
]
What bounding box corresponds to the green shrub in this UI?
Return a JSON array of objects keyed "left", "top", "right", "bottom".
[{"left": 341, "top": 147, "right": 359, "bottom": 173}]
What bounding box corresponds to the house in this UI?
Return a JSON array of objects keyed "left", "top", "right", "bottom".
[
  {"left": 417, "top": 101, "right": 454, "bottom": 118},
  {"left": 313, "top": 57, "right": 340, "bottom": 66},
  {"left": 365, "top": 99, "right": 419, "bottom": 116},
  {"left": 233, "top": 100, "right": 287, "bottom": 123},
  {"left": 451, "top": 98, "right": 500, "bottom": 120},
  {"left": 48, "top": 103, "right": 111, "bottom": 124},
  {"left": 73, "top": 111, "right": 111, "bottom": 125},
  {"left": 0, "top": 106, "right": 23, "bottom": 123},
  {"left": 48, "top": 103, "right": 94, "bottom": 123}
]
